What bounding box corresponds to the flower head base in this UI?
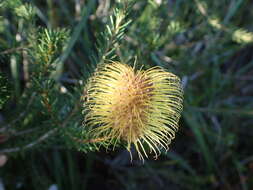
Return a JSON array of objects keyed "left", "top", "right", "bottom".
[{"left": 84, "top": 62, "right": 183, "bottom": 160}]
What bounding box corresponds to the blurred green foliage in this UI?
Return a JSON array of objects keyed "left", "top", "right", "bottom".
[
  {"left": 0, "top": 0, "right": 253, "bottom": 190},
  {"left": 0, "top": 73, "right": 11, "bottom": 109}
]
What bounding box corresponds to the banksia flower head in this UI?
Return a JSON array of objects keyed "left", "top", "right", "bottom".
[{"left": 84, "top": 62, "right": 183, "bottom": 160}]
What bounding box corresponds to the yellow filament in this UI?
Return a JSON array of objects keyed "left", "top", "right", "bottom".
[{"left": 84, "top": 62, "right": 183, "bottom": 160}]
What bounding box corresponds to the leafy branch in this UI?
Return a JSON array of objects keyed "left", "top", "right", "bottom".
[{"left": 96, "top": 6, "right": 132, "bottom": 63}]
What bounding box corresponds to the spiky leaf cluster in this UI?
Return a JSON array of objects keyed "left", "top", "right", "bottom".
[
  {"left": 96, "top": 7, "right": 132, "bottom": 62},
  {"left": 30, "top": 28, "right": 70, "bottom": 67}
]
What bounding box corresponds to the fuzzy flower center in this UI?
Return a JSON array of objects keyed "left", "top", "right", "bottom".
[{"left": 109, "top": 71, "right": 153, "bottom": 140}]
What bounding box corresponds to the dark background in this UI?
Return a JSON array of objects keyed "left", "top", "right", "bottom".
[{"left": 0, "top": 0, "right": 253, "bottom": 189}]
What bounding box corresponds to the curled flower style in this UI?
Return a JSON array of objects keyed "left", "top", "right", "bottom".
[{"left": 84, "top": 62, "right": 183, "bottom": 160}]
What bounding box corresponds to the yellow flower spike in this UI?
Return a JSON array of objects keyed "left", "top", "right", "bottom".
[{"left": 84, "top": 61, "right": 183, "bottom": 160}]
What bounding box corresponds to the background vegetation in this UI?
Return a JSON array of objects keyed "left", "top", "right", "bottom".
[{"left": 0, "top": 0, "right": 253, "bottom": 189}]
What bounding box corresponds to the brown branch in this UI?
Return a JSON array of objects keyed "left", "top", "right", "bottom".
[
  {"left": 74, "top": 136, "right": 108, "bottom": 143},
  {"left": 0, "top": 45, "right": 31, "bottom": 55},
  {"left": 0, "top": 128, "right": 57, "bottom": 154},
  {"left": 0, "top": 101, "right": 81, "bottom": 154}
]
